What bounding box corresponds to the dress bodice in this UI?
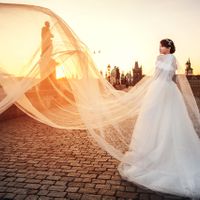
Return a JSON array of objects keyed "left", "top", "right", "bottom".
[
  {"left": 155, "top": 54, "right": 177, "bottom": 71},
  {"left": 153, "top": 54, "right": 177, "bottom": 82}
]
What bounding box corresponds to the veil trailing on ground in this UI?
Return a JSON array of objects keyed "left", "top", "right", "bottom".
[{"left": 0, "top": 3, "right": 199, "bottom": 162}]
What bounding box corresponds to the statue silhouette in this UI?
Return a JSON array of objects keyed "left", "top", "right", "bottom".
[
  {"left": 41, "top": 21, "right": 54, "bottom": 57},
  {"left": 40, "top": 21, "right": 58, "bottom": 88}
]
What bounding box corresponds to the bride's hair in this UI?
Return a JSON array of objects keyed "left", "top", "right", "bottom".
[{"left": 160, "top": 38, "right": 176, "bottom": 54}]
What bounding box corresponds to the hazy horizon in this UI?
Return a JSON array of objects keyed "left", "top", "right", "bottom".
[{"left": 0, "top": 0, "right": 200, "bottom": 75}]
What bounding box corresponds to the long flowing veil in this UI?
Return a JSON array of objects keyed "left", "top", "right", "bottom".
[
  {"left": 176, "top": 66, "right": 200, "bottom": 137},
  {"left": 0, "top": 3, "right": 199, "bottom": 162}
]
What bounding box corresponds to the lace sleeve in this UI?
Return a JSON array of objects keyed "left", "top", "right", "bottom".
[
  {"left": 172, "top": 56, "right": 178, "bottom": 70},
  {"left": 154, "top": 55, "right": 177, "bottom": 82},
  {"left": 172, "top": 56, "right": 178, "bottom": 83}
]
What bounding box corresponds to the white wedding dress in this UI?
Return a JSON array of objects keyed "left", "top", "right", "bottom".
[{"left": 117, "top": 54, "right": 200, "bottom": 199}]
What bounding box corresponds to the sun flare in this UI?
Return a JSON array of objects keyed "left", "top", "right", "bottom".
[{"left": 56, "top": 65, "right": 65, "bottom": 79}]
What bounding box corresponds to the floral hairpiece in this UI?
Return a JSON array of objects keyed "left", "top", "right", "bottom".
[{"left": 166, "top": 39, "right": 172, "bottom": 46}]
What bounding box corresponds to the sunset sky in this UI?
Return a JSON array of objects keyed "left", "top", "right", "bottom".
[{"left": 1, "top": 0, "right": 200, "bottom": 75}]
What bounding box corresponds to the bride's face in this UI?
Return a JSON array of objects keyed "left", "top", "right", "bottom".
[{"left": 159, "top": 44, "right": 171, "bottom": 54}]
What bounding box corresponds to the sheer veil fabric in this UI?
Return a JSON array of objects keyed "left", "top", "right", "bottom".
[{"left": 0, "top": 3, "right": 200, "bottom": 198}]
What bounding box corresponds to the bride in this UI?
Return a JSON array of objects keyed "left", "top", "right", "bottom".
[{"left": 117, "top": 38, "right": 200, "bottom": 199}]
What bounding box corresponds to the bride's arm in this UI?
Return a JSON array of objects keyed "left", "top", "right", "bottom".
[
  {"left": 172, "top": 56, "right": 178, "bottom": 84},
  {"left": 172, "top": 73, "right": 177, "bottom": 84}
]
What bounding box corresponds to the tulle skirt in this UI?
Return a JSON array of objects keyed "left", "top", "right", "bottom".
[{"left": 117, "top": 78, "right": 200, "bottom": 199}]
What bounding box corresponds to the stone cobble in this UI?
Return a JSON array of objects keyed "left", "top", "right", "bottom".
[{"left": 0, "top": 116, "right": 190, "bottom": 200}]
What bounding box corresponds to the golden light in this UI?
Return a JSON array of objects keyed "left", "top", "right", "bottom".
[
  {"left": 56, "top": 65, "right": 65, "bottom": 79},
  {"left": 56, "top": 65, "right": 81, "bottom": 79}
]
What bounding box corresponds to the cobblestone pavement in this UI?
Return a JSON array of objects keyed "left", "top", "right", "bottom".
[{"left": 0, "top": 116, "right": 190, "bottom": 200}]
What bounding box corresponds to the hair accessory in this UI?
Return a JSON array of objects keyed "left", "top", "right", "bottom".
[{"left": 166, "top": 39, "right": 172, "bottom": 46}]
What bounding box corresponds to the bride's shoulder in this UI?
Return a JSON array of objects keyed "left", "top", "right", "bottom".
[
  {"left": 169, "top": 54, "right": 177, "bottom": 62},
  {"left": 169, "top": 54, "right": 176, "bottom": 58},
  {"left": 156, "top": 54, "right": 176, "bottom": 60}
]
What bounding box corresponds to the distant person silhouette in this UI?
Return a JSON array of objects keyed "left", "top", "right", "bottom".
[{"left": 41, "top": 21, "right": 54, "bottom": 57}]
